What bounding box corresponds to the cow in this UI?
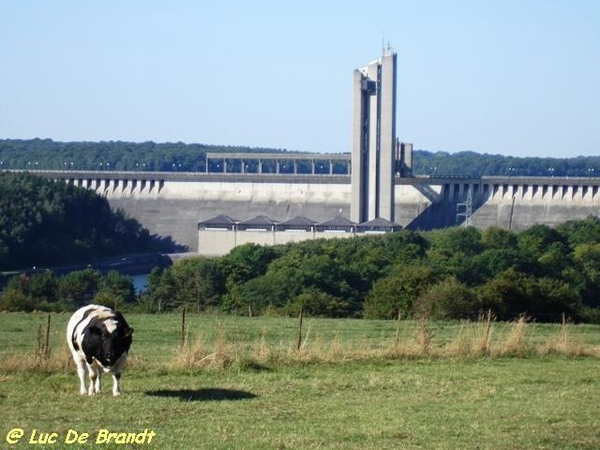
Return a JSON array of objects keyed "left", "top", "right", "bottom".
[{"left": 66, "top": 304, "right": 134, "bottom": 396}]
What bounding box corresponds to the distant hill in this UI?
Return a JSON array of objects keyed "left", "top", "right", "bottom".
[
  {"left": 0, "top": 138, "right": 292, "bottom": 173},
  {"left": 1, "top": 138, "right": 599, "bottom": 177},
  {"left": 411, "top": 150, "right": 600, "bottom": 178}
]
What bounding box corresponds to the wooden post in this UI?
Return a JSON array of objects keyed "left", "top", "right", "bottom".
[
  {"left": 181, "top": 307, "right": 186, "bottom": 349},
  {"left": 45, "top": 314, "right": 51, "bottom": 358},
  {"left": 394, "top": 308, "right": 402, "bottom": 345},
  {"left": 296, "top": 307, "right": 304, "bottom": 351}
]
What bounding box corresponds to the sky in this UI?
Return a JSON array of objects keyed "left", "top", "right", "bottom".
[{"left": 1, "top": 1, "right": 598, "bottom": 158}]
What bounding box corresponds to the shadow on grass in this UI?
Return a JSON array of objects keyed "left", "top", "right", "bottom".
[{"left": 145, "top": 388, "right": 257, "bottom": 402}]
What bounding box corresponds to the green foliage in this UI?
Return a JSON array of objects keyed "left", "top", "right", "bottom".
[
  {"left": 140, "top": 257, "right": 225, "bottom": 313},
  {"left": 222, "top": 246, "right": 358, "bottom": 316},
  {"left": 219, "top": 243, "right": 282, "bottom": 288},
  {"left": 3, "top": 207, "right": 600, "bottom": 321},
  {"left": 0, "top": 269, "right": 135, "bottom": 312},
  {"left": 0, "top": 138, "right": 293, "bottom": 172},
  {"left": 56, "top": 269, "right": 102, "bottom": 308},
  {"left": 0, "top": 172, "right": 158, "bottom": 271},
  {"left": 364, "top": 264, "right": 437, "bottom": 319},
  {"left": 139, "top": 268, "right": 178, "bottom": 313},
  {"left": 412, "top": 149, "right": 600, "bottom": 177},
  {"left": 415, "top": 278, "right": 478, "bottom": 320},
  {"left": 121, "top": 219, "right": 600, "bottom": 322},
  {"left": 481, "top": 226, "right": 518, "bottom": 249},
  {"left": 570, "top": 243, "right": 600, "bottom": 307},
  {"left": 0, "top": 287, "right": 34, "bottom": 312},
  {"left": 95, "top": 270, "right": 137, "bottom": 309},
  {"left": 557, "top": 215, "right": 600, "bottom": 245},
  {"left": 3, "top": 138, "right": 600, "bottom": 177}
]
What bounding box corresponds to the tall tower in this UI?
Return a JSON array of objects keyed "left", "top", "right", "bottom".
[{"left": 351, "top": 47, "right": 397, "bottom": 224}]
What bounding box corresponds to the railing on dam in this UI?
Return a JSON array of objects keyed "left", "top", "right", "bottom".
[
  {"left": 402, "top": 175, "right": 600, "bottom": 203},
  {"left": 16, "top": 169, "right": 353, "bottom": 195},
  {"left": 10, "top": 169, "right": 600, "bottom": 203},
  {"left": 205, "top": 152, "right": 351, "bottom": 175}
]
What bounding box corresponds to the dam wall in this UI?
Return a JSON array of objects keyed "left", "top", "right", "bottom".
[{"left": 30, "top": 170, "right": 600, "bottom": 252}]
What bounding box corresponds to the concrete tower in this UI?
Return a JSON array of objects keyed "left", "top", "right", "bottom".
[{"left": 351, "top": 47, "right": 397, "bottom": 223}]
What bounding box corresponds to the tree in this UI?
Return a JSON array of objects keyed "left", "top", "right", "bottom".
[
  {"left": 571, "top": 243, "right": 600, "bottom": 307},
  {"left": 169, "top": 257, "right": 225, "bottom": 312},
  {"left": 219, "top": 243, "right": 281, "bottom": 287},
  {"left": 95, "top": 271, "right": 136, "bottom": 309},
  {"left": 141, "top": 268, "right": 178, "bottom": 312},
  {"left": 475, "top": 268, "right": 579, "bottom": 321},
  {"left": 481, "top": 226, "right": 518, "bottom": 250},
  {"left": 517, "top": 224, "right": 565, "bottom": 259},
  {"left": 427, "top": 226, "right": 483, "bottom": 257},
  {"left": 0, "top": 288, "right": 33, "bottom": 312},
  {"left": 0, "top": 172, "right": 159, "bottom": 271},
  {"left": 471, "top": 248, "right": 533, "bottom": 281},
  {"left": 557, "top": 215, "right": 600, "bottom": 246},
  {"left": 287, "top": 287, "right": 353, "bottom": 318},
  {"left": 56, "top": 269, "right": 102, "bottom": 308},
  {"left": 415, "top": 278, "right": 478, "bottom": 320},
  {"left": 27, "top": 271, "right": 59, "bottom": 308},
  {"left": 112, "top": 216, "right": 600, "bottom": 321},
  {"left": 363, "top": 264, "right": 437, "bottom": 319}
]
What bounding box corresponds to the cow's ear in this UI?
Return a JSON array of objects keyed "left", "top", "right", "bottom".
[
  {"left": 124, "top": 327, "right": 134, "bottom": 337},
  {"left": 89, "top": 326, "right": 102, "bottom": 336}
]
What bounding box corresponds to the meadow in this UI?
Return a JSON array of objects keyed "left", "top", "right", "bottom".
[{"left": 1, "top": 312, "right": 599, "bottom": 449}]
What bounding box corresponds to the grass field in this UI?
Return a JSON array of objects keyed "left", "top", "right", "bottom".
[{"left": 1, "top": 312, "right": 599, "bottom": 449}]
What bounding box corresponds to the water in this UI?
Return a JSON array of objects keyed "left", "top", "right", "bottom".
[{"left": 131, "top": 273, "right": 150, "bottom": 294}]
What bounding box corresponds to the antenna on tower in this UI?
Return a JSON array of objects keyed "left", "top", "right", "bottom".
[{"left": 381, "top": 32, "right": 393, "bottom": 56}]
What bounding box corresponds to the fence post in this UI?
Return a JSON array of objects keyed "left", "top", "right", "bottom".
[
  {"left": 45, "top": 314, "right": 51, "bottom": 358},
  {"left": 296, "top": 307, "right": 304, "bottom": 351},
  {"left": 181, "top": 307, "right": 186, "bottom": 349}
]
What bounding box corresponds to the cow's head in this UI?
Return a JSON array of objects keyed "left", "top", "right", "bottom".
[{"left": 89, "top": 318, "right": 133, "bottom": 366}]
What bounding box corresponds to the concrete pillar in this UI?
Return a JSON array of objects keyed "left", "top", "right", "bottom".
[{"left": 351, "top": 49, "right": 397, "bottom": 223}]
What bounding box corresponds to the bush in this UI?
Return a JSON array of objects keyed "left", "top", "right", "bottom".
[
  {"left": 0, "top": 288, "right": 34, "bottom": 312},
  {"left": 415, "top": 278, "right": 478, "bottom": 320},
  {"left": 363, "top": 264, "right": 436, "bottom": 319}
]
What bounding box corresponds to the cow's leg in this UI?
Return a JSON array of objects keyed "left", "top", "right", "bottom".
[
  {"left": 86, "top": 363, "right": 99, "bottom": 395},
  {"left": 95, "top": 371, "right": 102, "bottom": 394},
  {"left": 72, "top": 353, "right": 88, "bottom": 395},
  {"left": 111, "top": 372, "right": 122, "bottom": 396}
]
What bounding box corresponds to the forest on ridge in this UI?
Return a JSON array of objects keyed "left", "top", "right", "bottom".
[{"left": 2, "top": 138, "right": 600, "bottom": 177}]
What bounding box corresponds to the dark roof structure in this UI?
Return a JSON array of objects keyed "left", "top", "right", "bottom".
[
  {"left": 238, "top": 215, "right": 277, "bottom": 230},
  {"left": 356, "top": 217, "right": 402, "bottom": 233},
  {"left": 276, "top": 216, "right": 315, "bottom": 231},
  {"left": 198, "top": 215, "right": 401, "bottom": 234},
  {"left": 315, "top": 216, "right": 356, "bottom": 232},
  {"left": 198, "top": 214, "right": 238, "bottom": 229}
]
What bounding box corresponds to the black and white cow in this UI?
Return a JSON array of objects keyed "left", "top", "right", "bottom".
[{"left": 66, "top": 304, "right": 134, "bottom": 396}]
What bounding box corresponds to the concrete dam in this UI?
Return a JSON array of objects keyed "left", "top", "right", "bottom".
[
  {"left": 19, "top": 51, "right": 600, "bottom": 254},
  {"left": 36, "top": 170, "right": 600, "bottom": 252}
]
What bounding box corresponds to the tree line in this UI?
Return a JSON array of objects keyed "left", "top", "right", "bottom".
[
  {"left": 411, "top": 150, "right": 600, "bottom": 177},
  {"left": 2, "top": 138, "right": 600, "bottom": 177},
  {"left": 3, "top": 217, "right": 600, "bottom": 323},
  {"left": 139, "top": 219, "right": 600, "bottom": 322},
  {"left": 0, "top": 138, "right": 293, "bottom": 173}
]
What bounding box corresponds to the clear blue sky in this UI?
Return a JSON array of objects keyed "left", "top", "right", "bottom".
[{"left": 1, "top": 1, "right": 598, "bottom": 158}]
